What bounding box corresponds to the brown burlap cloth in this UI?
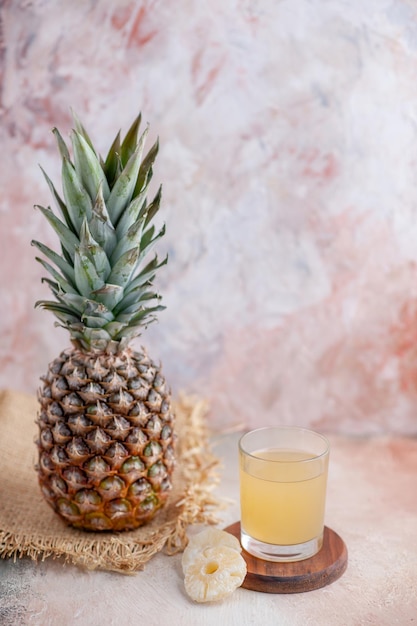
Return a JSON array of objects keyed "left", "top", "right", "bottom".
[{"left": 0, "top": 389, "right": 223, "bottom": 574}]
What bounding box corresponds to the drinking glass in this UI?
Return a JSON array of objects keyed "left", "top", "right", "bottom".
[{"left": 239, "top": 426, "right": 330, "bottom": 562}]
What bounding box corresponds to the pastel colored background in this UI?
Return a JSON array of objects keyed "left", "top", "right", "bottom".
[{"left": 2, "top": 0, "right": 417, "bottom": 435}]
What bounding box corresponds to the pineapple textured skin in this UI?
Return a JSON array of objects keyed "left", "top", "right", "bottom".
[{"left": 37, "top": 347, "right": 175, "bottom": 531}]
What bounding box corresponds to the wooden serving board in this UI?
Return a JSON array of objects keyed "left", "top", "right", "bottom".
[{"left": 224, "top": 522, "right": 348, "bottom": 594}]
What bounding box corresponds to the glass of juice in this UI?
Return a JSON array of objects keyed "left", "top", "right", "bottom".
[{"left": 239, "top": 426, "right": 330, "bottom": 562}]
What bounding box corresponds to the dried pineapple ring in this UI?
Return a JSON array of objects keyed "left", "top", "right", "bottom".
[
  {"left": 182, "top": 527, "right": 242, "bottom": 570},
  {"left": 184, "top": 545, "right": 247, "bottom": 603}
]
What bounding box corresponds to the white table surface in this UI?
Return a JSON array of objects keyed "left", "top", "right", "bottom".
[{"left": 1, "top": 431, "right": 416, "bottom": 626}]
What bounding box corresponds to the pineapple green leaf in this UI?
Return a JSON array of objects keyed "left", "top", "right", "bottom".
[
  {"left": 80, "top": 220, "right": 111, "bottom": 282},
  {"left": 106, "top": 127, "right": 149, "bottom": 225},
  {"left": 59, "top": 292, "right": 114, "bottom": 322},
  {"left": 140, "top": 224, "right": 155, "bottom": 250},
  {"left": 74, "top": 246, "right": 105, "bottom": 297},
  {"left": 83, "top": 297, "right": 114, "bottom": 319},
  {"left": 120, "top": 113, "right": 142, "bottom": 167},
  {"left": 71, "top": 109, "right": 96, "bottom": 154},
  {"left": 61, "top": 244, "right": 74, "bottom": 266},
  {"left": 63, "top": 326, "right": 87, "bottom": 346},
  {"left": 71, "top": 130, "right": 110, "bottom": 201},
  {"left": 35, "top": 204, "right": 79, "bottom": 260},
  {"left": 102, "top": 130, "right": 122, "bottom": 187},
  {"left": 133, "top": 138, "right": 159, "bottom": 199},
  {"left": 138, "top": 252, "right": 168, "bottom": 277},
  {"left": 40, "top": 277, "right": 59, "bottom": 292},
  {"left": 122, "top": 254, "right": 167, "bottom": 297},
  {"left": 117, "top": 292, "right": 161, "bottom": 321},
  {"left": 56, "top": 291, "right": 87, "bottom": 314},
  {"left": 80, "top": 314, "right": 110, "bottom": 329},
  {"left": 107, "top": 246, "right": 140, "bottom": 288},
  {"left": 34, "top": 300, "right": 81, "bottom": 324},
  {"left": 103, "top": 320, "right": 128, "bottom": 337},
  {"left": 52, "top": 127, "right": 71, "bottom": 162},
  {"left": 114, "top": 189, "right": 147, "bottom": 240},
  {"left": 41, "top": 279, "right": 68, "bottom": 305},
  {"left": 126, "top": 304, "right": 165, "bottom": 325},
  {"left": 55, "top": 322, "right": 83, "bottom": 336},
  {"left": 143, "top": 185, "right": 162, "bottom": 228},
  {"left": 36, "top": 112, "right": 168, "bottom": 348},
  {"left": 114, "top": 306, "right": 164, "bottom": 339},
  {"left": 35, "top": 257, "right": 78, "bottom": 295},
  {"left": 82, "top": 326, "right": 113, "bottom": 347},
  {"left": 89, "top": 185, "right": 118, "bottom": 256},
  {"left": 92, "top": 283, "right": 124, "bottom": 310},
  {"left": 110, "top": 214, "right": 145, "bottom": 265},
  {"left": 138, "top": 224, "right": 166, "bottom": 261},
  {"left": 31, "top": 240, "right": 76, "bottom": 284},
  {"left": 131, "top": 289, "right": 160, "bottom": 304},
  {"left": 62, "top": 158, "right": 93, "bottom": 230},
  {"left": 113, "top": 283, "right": 152, "bottom": 313},
  {"left": 39, "top": 166, "right": 75, "bottom": 232}
]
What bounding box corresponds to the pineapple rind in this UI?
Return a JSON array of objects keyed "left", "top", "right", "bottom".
[{"left": 37, "top": 347, "right": 175, "bottom": 531}]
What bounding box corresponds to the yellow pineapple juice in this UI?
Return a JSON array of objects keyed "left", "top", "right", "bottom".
[
  {"left": 239, "top": 427, "right": 329, "bottom": 561},
  {"left": 240, "top": 448, "right": 327, "bottom": 545}
]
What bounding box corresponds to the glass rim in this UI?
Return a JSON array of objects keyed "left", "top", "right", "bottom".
[{"left": 238, "top": 425, "right": 330, "bottom": 463}]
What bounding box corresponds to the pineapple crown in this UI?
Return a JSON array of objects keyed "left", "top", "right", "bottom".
[{"left": 33, "top": 111, "right": 167, "bottom": 354}]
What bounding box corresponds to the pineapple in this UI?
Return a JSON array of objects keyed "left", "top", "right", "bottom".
[
  {"left": 181, "top": 528, "right": 242, "bottom": 570},
  {"left": 33, "top": 111, "right": 175, "bottom": 532},
  {"left": 182, "top": 529, "right": 247, "bottom": 602}
]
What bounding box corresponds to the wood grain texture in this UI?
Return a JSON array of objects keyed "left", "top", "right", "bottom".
[{"left": 224, "top": 522, "right": 348, "bottom": 594}]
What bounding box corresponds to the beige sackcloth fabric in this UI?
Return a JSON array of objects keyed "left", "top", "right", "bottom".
[{"left": 0, "top": 389, "right": 222, "bottom": 574}]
